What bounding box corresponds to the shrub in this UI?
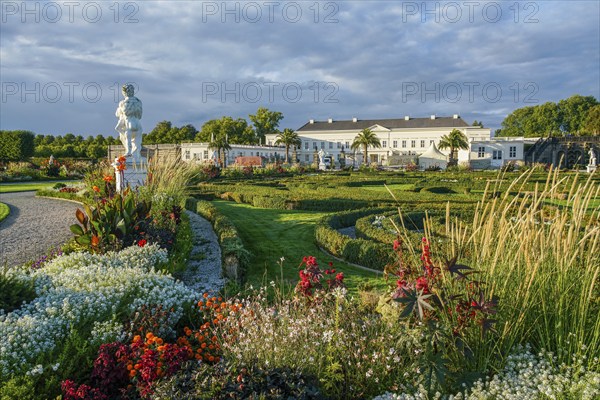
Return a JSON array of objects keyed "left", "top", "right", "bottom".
[{"left": 0, "top": 268, "right": 36, "bottom": 313}]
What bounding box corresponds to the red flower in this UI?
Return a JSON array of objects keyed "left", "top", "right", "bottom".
[
  {"left": 328, "top": 261, "right": 333, "bottom": 267},
  {"left": 103, "top": 175, "right": 113, "bottom": 182},
  {"left": 416, "top": 276, "right": 429, "bottom": 293},
  {"left": 92, "top": 185, "right": 100, "bottom": 193},
  {"left": 393, "top": 239, "right": 401, "bottom": 251},
  {"left": 138, "top": 239, "right": 147, "bottom": 247}
]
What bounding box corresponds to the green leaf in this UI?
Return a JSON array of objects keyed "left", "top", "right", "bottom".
[
  {"left": 76, "top": 235, "right": 91, "bottom": 245},
  {"left": 70, "top": 224, "right": 84, "bottom": 236}
]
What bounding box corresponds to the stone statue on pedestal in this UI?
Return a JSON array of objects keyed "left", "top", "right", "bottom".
[
  {"left": 115, "top": 84, "right": 143, "bottom": 163},
  {"left": 589, "top": 148, "right": 597, "bottom": 167}
]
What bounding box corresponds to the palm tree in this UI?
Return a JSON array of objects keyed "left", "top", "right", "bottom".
[
  {"left": 438, "top": 129, "right": 469, "bottom": 166},
  {"left": 275, "top": 128, "right": 301, "bottom": 163},
  {"left": 208, "top": 136, "right": 231, "bottom": 168},
  {"left": 351, "top": 128, "right": 381, "bottom": 165}
]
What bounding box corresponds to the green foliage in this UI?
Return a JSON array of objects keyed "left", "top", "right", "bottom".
[
  {"left": 0, "top": 376, "right": 36, "bottom": 400},
  {"left": 167, "top": 213, "right": 194, "bottom": 276},
  {"left": 152, "top": 359, "right": 324, "bottom": 400},
  {"left": 32, "top": 133, "right": 112, "bottom": 159},
  {"left": 315, "top": 208, "right": 395, "bottom": 270},
  {"left": 499, "top": 94, "right": 599, "bottom": 136},
  {"left": 249, "top": 107, "right": 284, "bottom": 143},
  {"left": 0, "top": 130, "right": 35, "bottom": 161},
  {"left": 197, "top": 116, "right": 255, "bottom": 145},
  {"left": 0, "top": 268, "right": 36, "bottom": 313},
  {"left": 0, "top": 202, "right": 9, "bottom": 223},
  {"left": 583, "top": 104, "right": 600, "bottom": 135},
  {"left": 144, "top": 120, "right": 199, "bottom": 144},
  {"left": 70, "top": 191, "right": 152, "bottom": 252}
]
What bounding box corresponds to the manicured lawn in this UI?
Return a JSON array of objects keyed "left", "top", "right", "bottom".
[
  {"left": 0, "top": 181, "right": 77, "bottom": 193},
  {"left": 212, "top": 200, "right": 386, "bottom": 294},
  {"left": 361, "top": 183, "right": 415, "bottom": 192},
  {"left": 0, "top": 202, "right": 9, "bottom": 223}
]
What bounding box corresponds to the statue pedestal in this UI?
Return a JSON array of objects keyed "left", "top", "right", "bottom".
[
  {"left": 114, "top": 158, "right": 148, "bottom": 192},
  {"left": 587, "top": 165, "right": 597, "bottom": 173},
  {"left": 122, "top": 168, "right": 148, "bottom": 190},
  {"left": 318, "top": 162, "right": 327, "bottom": 171}
]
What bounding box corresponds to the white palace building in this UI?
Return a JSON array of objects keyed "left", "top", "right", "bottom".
[{"left": 265, "top": 115, "right": 524, "bottom": 169}]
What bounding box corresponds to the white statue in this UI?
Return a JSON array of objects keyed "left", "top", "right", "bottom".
[
  {"left": 115, "top": 84, "right": 143, "bottom": 163},
  {"left": 589, "top": 148, "right": 597, "bottom": 167}
]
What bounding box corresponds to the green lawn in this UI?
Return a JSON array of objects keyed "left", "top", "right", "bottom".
[
  {"left": 0, "top": 202, "right": 9, "bottom": 223},
  {"left": 360, "top": 183, "right": 415, "bottom": 192},
  {"left": 0, "top": 181, "right": 77, "bottom": 193},
  {"left": 212, "top": 200, "right": 386, "bottom": 295}
]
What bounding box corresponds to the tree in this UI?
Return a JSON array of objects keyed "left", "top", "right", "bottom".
[
  {"left": 351, "top": 128, "right": 381, "bottom": 166},
  {"left": 0, "top": 130, "right": 35, "bottom": 161},
  {"left": 499, "top": 106, "right": 536, "bottom": 137},
  {"left": 438, "top": 129, "right": 469, "bottom": 166},
  {"left": 144, "top": 120, "right": 173, "bottom": 144},
  {"left": 558, "top": 95, "right": 599, "bottom": 134},
  {"left": 197, "top": 117, "right": 254, "bottom": 144},
  {"left": 275, "top": 128, "right": 301, "bottom": 163},
  {"left": 249, "top": 107, "right": 283, "bottom": 143},
  {"left": 531, "top": 102, "right": 561, "bottom": 137},
  {"left": 583, "top": 105, "right": 600, "bottom": 135},
  {"left": 472, "top": 120, "right": 484, "bottom": 128},
  {"left": 208, "top": 136, "right": 231, "bottom": 168}
]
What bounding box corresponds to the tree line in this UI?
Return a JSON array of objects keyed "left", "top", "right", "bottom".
[
  {"left": 497, "top": 94, "right": 600, "bottom": 137},
  {"left": 0, "top": 107, "right": 287, "bottom": 161}
]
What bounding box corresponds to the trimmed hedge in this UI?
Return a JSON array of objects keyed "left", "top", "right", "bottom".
[
  {"left": 185, "top": 197, "right": 250, "bottom": 283},
  {"left": 315, "top": 207, "right": 395, "bottom": 271}
]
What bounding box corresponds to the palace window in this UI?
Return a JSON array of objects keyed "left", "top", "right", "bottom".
[
  {"left": 382, "top": 140, "right": 387, "bottom": 148},
  {"left": 509, "top": 146, "right": 516, "bottom": 158},
  {"left": 493, "top": 150, "right": 503, "bottom": 160},
  {"left": 421, "top": 140, "right": 425, "bottom": 148},
  {"left": 478, "top": 147, "right": 485, "bottom": 158},
  {"left": 321, "top": 141, "right": 325, "bottom": 149},
  {"left": 203, "top": 150, "right": 209, "bottom": 159},
  {"left": 337, "top": 142, "right": 341, "bottom": 149},
  {"left": 345, "top": 141, "right": 350, "bottom": 148},
  {"left": 402, "top": 140, "right": 407, "bottom": 148},
  {"left": 304, "top": 141, "right": 309, "bottom": 150},
  {"left": 329, "top": 142, "right": 333, "bottom": 149},
  {"left": 305, "top": 154, "right": 310, "bottom": 162},
  {"left": 393, "top": 140, "right": 398, "bottom": 148},
  {"left": 411, "top": 140, "right": 416, "bottom": 148},
  {"left": 184, "top": 150, "right": 190, "bottom": 160}
]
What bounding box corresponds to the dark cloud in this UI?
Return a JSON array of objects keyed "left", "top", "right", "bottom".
[{"left": 1, "top": 0, "right": 598, "bottom": 136}]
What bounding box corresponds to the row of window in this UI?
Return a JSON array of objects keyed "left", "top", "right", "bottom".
[
  {"left": 302, "top": 139, "right": 436, "bottom": 151},
  {"left": 476, "top": 146, "right": 517, "bottom": 159},
  {"left": 184, "top": 150, "right": 285, "bottom": 160}
]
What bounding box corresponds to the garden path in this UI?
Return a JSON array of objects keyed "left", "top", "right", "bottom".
[
  {"left": 0, "top": 191, "right": 80, "bottom": 267},
  {"left": 179, "top": 210, "right": 226, "bottom": 294}
]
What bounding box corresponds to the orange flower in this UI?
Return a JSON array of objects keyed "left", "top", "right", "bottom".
[
  {"left": 146, "top": 332, "right": 154, "bottom": 340},
  {"left": 103, "top": 175, "right": 113, "bottom": 182},
  {"left": 118, "top": 155, "right": 127, "bottom": 163},
  {"left": 92, "top": 185, "right": 100, "bottom": 193},
  {"left": 129, "top": 370, "right": 137, "bottom": 377},
  {"left": 117, "top": 163, "right": 126, "bottom": 171},
  {"left": 91, "top": 235, "right": 100, "bottom": 247}
]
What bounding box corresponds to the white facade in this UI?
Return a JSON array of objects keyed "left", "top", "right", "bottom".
[
  {"left": 468, "top": 137, "right": 525, "bottom": 169},
  {"left": 180, "top": 142, "right": 287, "bottom": 166},
  {"left": 265, "top": 115, "right": 491, "bottom": 167}
]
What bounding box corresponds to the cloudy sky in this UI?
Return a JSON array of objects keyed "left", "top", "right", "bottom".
[{"left": 1, "top": 0, "right": 598, "bottom": 137}]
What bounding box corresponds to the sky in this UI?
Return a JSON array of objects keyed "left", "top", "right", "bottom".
[{"left": 1, "top": 0, "right": 599, "bottom": 137}]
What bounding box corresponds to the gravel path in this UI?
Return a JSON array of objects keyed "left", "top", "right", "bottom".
[
  {"left": 179, "top": 210, "right": 226, "bottom": 294},
  {"left": 338, "top": 226, "right": 357, "bottom": 239},
  {"left": 0, "top": 191, "right": 81, "bottom": 267}
]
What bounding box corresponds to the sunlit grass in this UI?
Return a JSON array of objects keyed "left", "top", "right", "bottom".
[
  {"left": 212, "top": 200, "right": 385, "bottom": 295},
  {"left": 0, "top": 181, "right": 76, "bottom": 193}
]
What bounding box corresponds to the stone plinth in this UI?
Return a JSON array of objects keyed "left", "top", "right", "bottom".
[
  {"left": 122, "top": 168, "right": 148, "bottom": 190},
  {"left": 587, "top": 165, "right": 597, "bottom": 173}
]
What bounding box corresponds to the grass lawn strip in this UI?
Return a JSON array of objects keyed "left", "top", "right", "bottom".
[{"left": 212, "top": 200, "right": 386, "bottom": 294}]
